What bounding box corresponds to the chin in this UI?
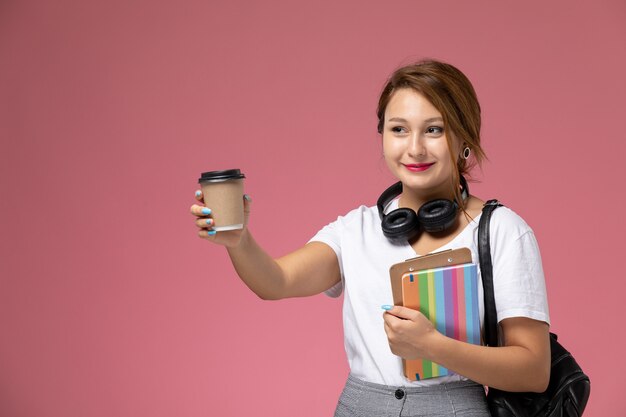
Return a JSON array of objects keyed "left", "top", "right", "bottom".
[{"left": 399, "top": 174, "right": 449, "bottom": 193}]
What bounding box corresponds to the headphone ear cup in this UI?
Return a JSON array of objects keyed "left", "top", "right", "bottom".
[
  {"left": 418, "top": 199, "right": 458, "bottom": 233},
  {"left": 382, "top": 208, "right": 421, "bottom": 242}
]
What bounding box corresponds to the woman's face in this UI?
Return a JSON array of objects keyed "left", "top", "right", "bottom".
[{"left": 382, "top": 88, "right": 462, "bottom": 195}]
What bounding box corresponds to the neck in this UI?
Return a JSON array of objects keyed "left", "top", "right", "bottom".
[{"left": 398, "top": 182, "right": 458, "bottom": 212}]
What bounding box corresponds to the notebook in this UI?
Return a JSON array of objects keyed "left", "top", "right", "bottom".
[
  {"left": 389, "top": 248, "right": 472, "bottom": 307},
  {"left": 400, "top": 262, "right": 481, "bottom": 381}
]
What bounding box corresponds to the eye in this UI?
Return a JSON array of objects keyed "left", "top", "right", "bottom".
[
  {"left": 390, "top": 126, "right": 407, "bottom": 134},
  {"left": 425, "top": 126, "right": 444, "bottom": 136}
]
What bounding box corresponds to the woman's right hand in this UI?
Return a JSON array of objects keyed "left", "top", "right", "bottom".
[{"left": 190, "top": 190, "right": 252, "bottom": 248}]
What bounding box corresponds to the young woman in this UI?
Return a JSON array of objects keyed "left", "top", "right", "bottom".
[{"left": 190, "top": 60, "right": 551, "bottom": 417}]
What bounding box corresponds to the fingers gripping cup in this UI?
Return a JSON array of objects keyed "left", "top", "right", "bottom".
[{"left": 198, "top": 169, "right": 246, "bottom": 231}]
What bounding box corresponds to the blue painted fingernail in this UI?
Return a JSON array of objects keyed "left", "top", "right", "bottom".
[
  {"left": 205, "top": 219, "right": 212, "bottom": 225},
  {"left": 195, "top": 190, "right": 201, "bottom": 197},
  {"left": 208, "top": 230, "right": 216, "bottom": 236},
  {"left": 244, "top": 194, "right": 252, "bottom": 202},
  {"left": 201, "top": 208, "right": 212, "bottom": 215},
  {"left": 381, "top": 304, "right": 393, "bottom": 311}
]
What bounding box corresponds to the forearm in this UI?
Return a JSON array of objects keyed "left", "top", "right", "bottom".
[
  {"left": 226, "top": 229, "right": 287, "bottom": 300},
  {"left": 427, "top": 332, "right": 550, "bottom": 392}
]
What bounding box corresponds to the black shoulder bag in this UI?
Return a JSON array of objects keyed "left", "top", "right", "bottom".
[{"left": 478, "top": 200, "right": 591, "bottom": 417}]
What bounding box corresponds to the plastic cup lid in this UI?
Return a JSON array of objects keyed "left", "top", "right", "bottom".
[{"left": 198, "top": 169, "right": 245, "bottom": 183}]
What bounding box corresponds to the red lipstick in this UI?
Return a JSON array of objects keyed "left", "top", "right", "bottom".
[{"left": 403, "top": 162, "right": 435, "bottom": 172}]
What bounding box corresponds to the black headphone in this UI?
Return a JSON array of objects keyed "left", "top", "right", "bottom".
[{"left": 377, "top": 176, "right": 469, "bottom": 242}]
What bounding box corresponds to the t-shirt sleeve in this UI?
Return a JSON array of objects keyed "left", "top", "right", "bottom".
[
  {"left": 491, "top": 211, "right": 551, "bottom": 325},
  {"left": 307, "top": 217, "right": 345, "bottom": 298}
]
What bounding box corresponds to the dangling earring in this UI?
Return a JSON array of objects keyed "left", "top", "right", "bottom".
[{"left": 461, "top": 146, "right": 471, "bottom": 159}]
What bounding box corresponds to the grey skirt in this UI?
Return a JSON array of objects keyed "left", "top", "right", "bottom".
[{"left": 334, "top": 373, "right": 491, "bottom": 417}]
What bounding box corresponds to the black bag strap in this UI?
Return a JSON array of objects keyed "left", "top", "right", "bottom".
[{"left": 478, "top": 199, "right": 503, "bottom": 348}]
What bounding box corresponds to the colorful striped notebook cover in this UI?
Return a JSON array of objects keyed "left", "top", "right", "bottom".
[{"left": 401, "top": 262, "right": 481, "bottom": 381}]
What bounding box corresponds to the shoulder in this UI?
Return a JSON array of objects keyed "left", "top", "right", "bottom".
[
  {"left": 469, "top": 195, "right": 533, "bottom": 236},
  {"left": 310, "top": 203, "right": 380, "bottom": 241},
  {"left": 489, "top": 204, "right": 534, "bottom": 240},
  {"left": 481, "top": 202, "right": 543, "bottom": 260},
  {"left": 327, "top": 204, "right": 379, "bottom": 228}
]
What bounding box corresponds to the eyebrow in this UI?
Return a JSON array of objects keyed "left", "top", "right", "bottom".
[{"left": 387, "top": 117, "right": 443, "bottom": 123}]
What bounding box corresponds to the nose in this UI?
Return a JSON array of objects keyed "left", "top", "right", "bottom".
[{"left": 407, "top": 132, "right": 425, "bottom": 157}]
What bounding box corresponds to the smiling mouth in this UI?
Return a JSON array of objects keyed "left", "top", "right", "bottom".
[{"left": 403, "top": 163, "right": 435, "bottom": 172}]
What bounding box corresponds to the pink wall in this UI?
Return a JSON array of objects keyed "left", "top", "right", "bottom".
[{"left": 1, "top": 1, "right": 624, "bottom": 416}]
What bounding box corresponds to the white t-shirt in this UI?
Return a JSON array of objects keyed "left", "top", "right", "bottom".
[{"left": 308, "top": 199, "right": 550, "bottom": 387}]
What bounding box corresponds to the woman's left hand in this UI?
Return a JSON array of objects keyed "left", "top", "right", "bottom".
[{"left": 383, "top": 305, "right": 439, "bottom": 360}]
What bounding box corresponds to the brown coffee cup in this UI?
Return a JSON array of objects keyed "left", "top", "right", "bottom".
[{"left": 198, "top": 169, "right": 246, "bottom": 231}]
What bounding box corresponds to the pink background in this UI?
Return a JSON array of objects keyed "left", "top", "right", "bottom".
[{"left": 1, "top": 1, "right": 624, "bottom": 416}]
